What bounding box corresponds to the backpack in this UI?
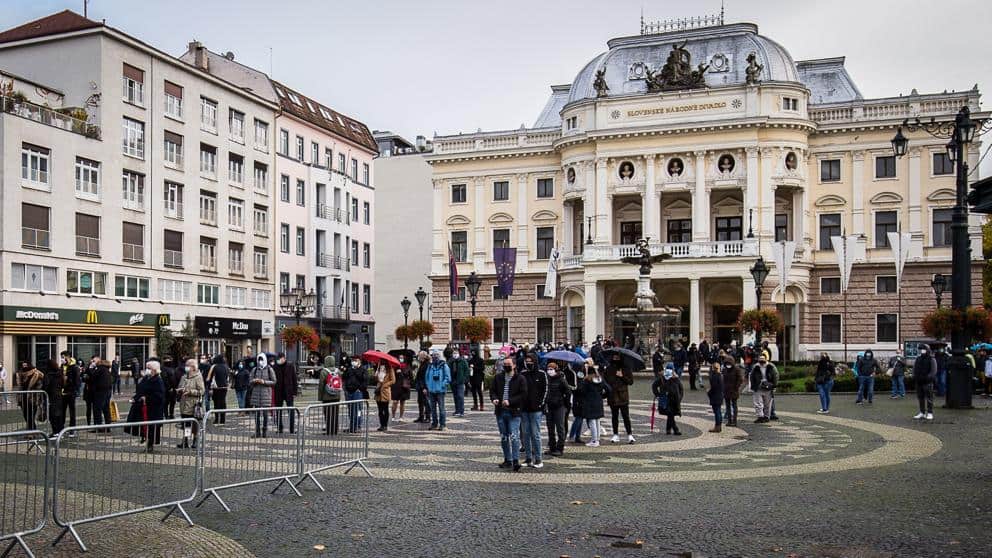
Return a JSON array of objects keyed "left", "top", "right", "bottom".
[{"left": 324, "top": 370, "right": 342, "bottom": 396}]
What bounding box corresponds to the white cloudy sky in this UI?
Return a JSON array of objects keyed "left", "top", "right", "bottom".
[{"left": 4, "top": 0, "right": 992, "bottom": 172}]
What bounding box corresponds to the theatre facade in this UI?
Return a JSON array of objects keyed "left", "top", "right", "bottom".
[{"left": 426, "top": 21, "right": 986, "bottom": 359}]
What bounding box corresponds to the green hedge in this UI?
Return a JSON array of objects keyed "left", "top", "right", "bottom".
[{"left": 803, "top": 375, "right": 899, "bottom": 393}]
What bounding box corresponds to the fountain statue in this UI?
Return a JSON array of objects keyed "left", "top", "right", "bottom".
[{"left": 612, "top": 238, "right": 682, "bottom": 348}]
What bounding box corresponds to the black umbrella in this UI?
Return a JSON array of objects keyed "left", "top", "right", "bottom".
[
  {"left": 388, "top": 348, "right": 416, "bottom": 363},
  {"left": 601, "top": 347, "right": 646, "bottom": 371}
]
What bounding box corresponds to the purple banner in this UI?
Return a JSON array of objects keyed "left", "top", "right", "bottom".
[{"left": 494, "top": 247, "right": 517, "bottom": 297}]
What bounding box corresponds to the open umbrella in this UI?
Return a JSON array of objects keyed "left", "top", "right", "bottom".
[
  {"left": 601, "top": 347, "right": 646, "bottom": 371},
  {"left": 362, "top": 350, "right": 401, "bottom": 368},
  {"left": 543, "top": 350, "right": 586, "bottom": 365},
  {"left": 498, "top": 345, "right": 517, "bottom": 356}
]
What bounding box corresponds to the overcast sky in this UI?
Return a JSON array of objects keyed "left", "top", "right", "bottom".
[{"left": 4, "top": 0, "right": 992, "bottom": 171}]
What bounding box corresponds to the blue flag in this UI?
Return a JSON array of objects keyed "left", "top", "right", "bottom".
[{"left": 494, "top": 247, "right": 517, "bottom": 297}]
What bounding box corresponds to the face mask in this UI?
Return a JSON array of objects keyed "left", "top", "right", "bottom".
[
  {"left": 186, "top": 366, "right": 193, "bottom": 373},
  {"left": 399, "top": 358, "right": 404, "bottom": 363},
  {"left": 547, "top": 369, "right": 558, "bottom": 377},
  {"left": 257, "top": 356, "right": 267, "bottom": 368},
  {"left": 592, "top": 377, "right": 602, "bottom": 384},
  {"left": 352, "top": 360, "right": 361, "bottom": 368},
  {"left": 142, "top": 369, "right": 151, "bottom": 377},
  {"left": 663, "top": 371, "right": 674, "bottom": 380}
]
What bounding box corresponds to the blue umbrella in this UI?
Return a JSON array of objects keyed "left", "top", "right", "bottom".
[{"left": 543, "top": 350, "right": 586, "bottom": 365}]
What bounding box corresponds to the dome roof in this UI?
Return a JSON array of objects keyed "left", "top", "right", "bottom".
[{"left": 567, "top": 23, "right": 798, "bottom": 104}]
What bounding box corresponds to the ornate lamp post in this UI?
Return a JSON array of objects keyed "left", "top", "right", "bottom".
[
  {"left": 465, "top": 272, "right": 482, "bottom": 316},
  {"left": 279, "top": 287, "right": 317, "bottom": 366},
  {"left": 749, "top": 255, "right": 770, "bottom": 347},
  {"left": 414, "top": 286, "right": 428, "bottom": 349},
  {"left": 400, "top": 296, "right": 412, "bottom": 349},
  {"left": 930, "top": 273, "right": 947, "bottom": 309},
  {"left": 892, "top": 105, "right": 987, "bottom": 408}
]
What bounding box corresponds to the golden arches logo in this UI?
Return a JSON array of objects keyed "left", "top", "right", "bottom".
[
  {"left": 157, "top": 314, "right": 170, "bottom": 326},
  {"left": 85, "top": 310, "right": 99, "bottom": 324}
]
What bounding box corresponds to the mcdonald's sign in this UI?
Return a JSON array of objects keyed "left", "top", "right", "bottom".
[
  {"left": 85, "top": 309, "right": 99, "bottom": 324},
  {"left": 157, "top": 314, "right": 171, "bottom": 327}
]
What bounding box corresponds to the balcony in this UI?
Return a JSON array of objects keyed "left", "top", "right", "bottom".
[
  {"left": 122, "top": 243, "right": 144, "bottom": 262},
  {"left": 122, "top": 194, "right": 145, "bottom": 211},
  {"left": 1, "top": 96, "right": 100, "bottom": 139},
  {"left": 318, "top": 253, "right": 351, "bottom": 272},
  {"left": 164, "top": 201, "right": 183, "bottom": 220},
  {"left": 75, "top": 235, "right": 100, "bottom": 257},
  {"left": 316, "top": 204, "right": 349, "bottom": 224},
  {"left": 576, "top": 239, "right": 759, "bottom": 264},
  {"left": 163, "top": 249, "right": 183, "bottom": 268},
  {"left": 321, "top": 305, "right": 350, "bottom": 320},
  {"left": 22, "top": 227, "right": 50, "bottom": 250}
]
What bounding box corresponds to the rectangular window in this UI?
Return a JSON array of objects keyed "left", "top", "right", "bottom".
[
  {"left": 819, "top": 213, "right": 841, "bottom": 250},
  {"left": 228, "top": 109, "right": 245, "bottom": 141},
  {"left": 280, "top": 224, "right": 290, "bottom": 253},
  {"left": 775, "top": 214, "right": 789, "bottom": 242},
  {"left": 493, "top": 229, "right": 510, "bottom": 253},
  {"left": 820, "top": 159, "right": 841, "bottom": 182},
  {"left": 163, "top": 181, "right": 183, "bottom": 219},
  {"left": 493, "top": 318, "right": 509, "bottom": 343},
  {"left": 293, "top": 273, "right": 304, "bottom": 290},
  {"left": 536, "top": 227, "right": 555, "bottom": 259},
  {"left": 197, "top": 283, "right": 219, "bottom": 305},
  {"left": 67, "top": 269, "right": 106, "bottom": 295},
  {"left": 363, "top": 285, "right": 371, "bottom": 314},
  {"left": 296, "top": 179, "right": 305, "bottom": 206},
  {"left": 296, "top": 227, "right": 306, "bottom": 255},
  {"left": 163, "top": 229, "right": 183, "bottom": 268},
  {"left": 228, "top": 243, "right": 244, "bottom": 274},
  {"left": 254, "top": 119, "right": 268, "bottom": 151},
  {"left": 296, "top": 136, "right": 305, "bottom": 160},
  {"left": 253, "top": 248, "right": 268, "bottom": 278},
  {"left": 122, "top": 118, "right": 145, "bottom": 158},
  {"left": 351, "top": 240, "right": 359, "bottom": 265},
  {"left": 199, "top": 237, "right": 216, "bottom": 271},
  {"left": 875, "top": 155, "right": 896, "bottom": 179},
  {"left": 932, "top": 208, "right": 953, "bottom": 247},
  {"left": 251, "top": 289, "right": 271, "bottom": 309},
  {"left": 228, "top": 198, "right": 244, "bottom": 230},
  {"left": 362, "top": 163, "right": 370, "bottom": 185},
  {"left": 228, "top": 153, "right": 244, "bottom": 185},
  {"left": 362, "top": 243, "right": 371, "bottom": 268},
  {"left": 11, "top": 263, "right": 57, "bottom": 292},
  {"left": 363, "top": 202, "right": 370, "bottom": 224},
  {"left": 253, "top": 205, "right": 268, "bottom": 236},
  {"left": 537, "top": 178, "right": 554, "bottom": 198},
  {"left": 164, "top": 131, "right": 183, "bottom": 167},
  {"left": 160, "top": 278, "right": 192, "bottom": 303},
  {"left": 114, "top": 275, "right": 150, "bottom": 299},
  {"left": 74, "top": 157, "right": 100, "bottom": 198},
  {"left": 122, "top": 171, "right": 145, "bottom": 211},
  {"left": 22, "top": 203, "right": 50, "bottom": 250},
  {"left": 199, "top": 192, "right": 217, "bottom": 225},
  {"left": 492, "top": 285, "right": 508, "bottom": 301},
  {"left": 820, "top": 314, "right": 841, "bottom": 344},
  {"left": 451, "top": 286, "right": 467, "bottom": 302},
  {"left": 164, "top": 81, "right": 183, "bottom": 119},
  {"left": 876, "top": 275, "right": 898, "bottom": 294},
  {"left": 253, "top": 162, "right": 268, "bottom": 193},
  {"left": 21, "top": 143, "right": 50, "bottom": 185},
  {"left": 280, "top": 175, "right": 290, "bottom": 202},
  {"left": 324, "top": 148, "right": 332, "bottom": 169},
  {"left": 279, "top": 273, "right": 290, "bottom": 295},
  {"left": 493, "top": 180, "right": 509, "bottom": 201},
  {"left": 311, "top": 142, "right": 320, "bottom": 165},
  {"left": 667, "top": 219, "right": 692, "bottom": 243},
  {"left": 351, "top": 158, "right": 358, "bottom": 181},
  {"left": 350, "top": 284, "right": 359, "bottom": 310},
  {"left": 782, "top": 97, "right": 798, "bottom": 111},
  {"left": 200, "top": 143, "right": 217, "bottom": 175},
  {"left": 451, "top": 231, "right": 468, "bottom": 262},
  {"left": 338, "top": 153, "right": 346, "bottom": 172},
  {"left": 876, "top": 314, "right": 898, "bottom": 343},
  {"left": 121, "top": 63, "right": 144, "bottom": 105},
  {"left": 451, "top": 184, "right": 466, "bottom": 203},
  {"left": 279, "top": 129, "right": 289, "bottom": 156},
  {"left": 933, "top": 152, "right": 953, "bottom": 176},
  {"left": 536, "top": 318, "right": 554, "bottom": 344},
  {"left": 75, "top": 213, "right": 100, "bottom": 257},
  {"left": 715, "top": 216, "right": 742, "bottom": 241},
  {"left": 536, "top": 284, "right": 551, "bottom": 299},
  {"left": 122, "top": 222, "right": 144, "bottom": 262},
  {"left": 820, "top": 277, "right": 841, "bottom": 294},
  {"left": 200, "top": 97, "right": 218, "bottom": 131},
  {"left": 227, "top": 287, "right": 246, "bottom": 307},
  {"left": 451, "top": 319, "right": 462, "bottom": 339},
  {"left": 874, "top": 211, "right": 897, "bottom": 248}
]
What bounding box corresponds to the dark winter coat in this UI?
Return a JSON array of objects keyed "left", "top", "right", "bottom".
[
  {"left": 604, "top": 363, "right": 634, "bottom": 407},
  {"left": 857, "top": 354, "right": 882, "bottom": 377},
  {"left": 136, "top": 374, "right": 166, "bottom": 421},
  {"left": 490, "top": 372, "right": 528, "bottom": 417},
  {"left": 575, "top": 378, "right": 610, "bottom": 419},
  {"left": 209, "top": 355, "right": 230, "bottom": 389},
  {"left": 652, "top": 376, "right": 683, "bottom": 417},
  {"left": 451, "top": 358, "right": 470, "bottom": 385},
  {"left": 42, "top": 365, "right": 64, "bottom": 417},
  {"left": 722, "top": 361, "right": 745, "bottom": 400},
  {"left": 61, "top": 359, "right": 80, "bottom": 398},
  {"left": 274, "top": 361, "right": 297, "bottom": 401},
  {"left": 652, "top": 351, "right": 664, "bottom": 374},
  {"left": 814, "top": 358, "right": 836, "bottom": 384},
  {"left": 91, "top": 363, "right": 113, "bottom": 397},
  {"left": 672, "top": 348, "right": 687, "bottom": 368},
  {"left": 342, "top": 365, "right": 367, "bottom": 394},
  {"left": 545, "top": 371, "right": 571, "bottom": 409},
  {"left": 749, "top": 362, "right": 779, "bottom": 392},
  {"left": 707, "top": 368, "right": 724, "bottom": 406},
  {"left": 234, "top": 364, "right": 251, "bottom": 391},
  {"left": 470, "top": 355, "right": 485, "bottom": 381},
  {"left": 520, "top": 367, "right": 548, "bottom": 413},
  {"left": 913, "top": 352, "right": 937, "bottom": 384}
]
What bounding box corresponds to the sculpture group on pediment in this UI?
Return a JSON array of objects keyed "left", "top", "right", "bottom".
[{"left": 645, "top": 41, "right": 709, "bottom": 92}]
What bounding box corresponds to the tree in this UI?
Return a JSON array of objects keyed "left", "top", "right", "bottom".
[{"left": 458, "top": 317, "right": 492, "bottom": 343}]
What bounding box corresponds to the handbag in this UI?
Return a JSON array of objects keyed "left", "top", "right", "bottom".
[
  {"left": 194, "top": 401, "right": 204, "bottom": 420},
  {"left": 657, "top": 392, "right": 669, "bottom": 412}
]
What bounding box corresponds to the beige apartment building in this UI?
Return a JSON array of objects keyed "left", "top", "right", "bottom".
[{"left": 427, "top": 21, "right": 985, "bottom": 360}]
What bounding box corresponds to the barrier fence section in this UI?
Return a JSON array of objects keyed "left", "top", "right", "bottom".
[
  {"left": 0, "top": 390, "right": 49, "bottom": 438},
  {"left": 196, "top": 406, "right": 303, "bottom": 512},
  {"left": 0, "top": 430, "right": 48, "bottom": 558},
  {"left": 51, "top": 418, "right": 200, "bottom": 552},
  {"left": 296, "top": 400, "right": 372, "bottom": 492}
]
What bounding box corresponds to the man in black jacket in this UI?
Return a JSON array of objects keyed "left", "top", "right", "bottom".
[
  {"left": 469, "top": 350, "right": 486, "bottom": 411},
  {"left": 90, "top": 359, "right": 114, "bottom": 431},
  {"left": 162, "top": 356, "right": 178, "bottom": 418},
  {"left": 519, "top": 353, "right": 548, "bottom": 468},
  {"left": 342, "top": 355, "right": 368, "bottom": 433},
  {"left": 490, "top": 357, "right": 527, "bottom": 472},
  {"left": 59, "top": 351, "right": 80, "bottom": 432},
  {"left": 543, "top": 360, "right": 571, "bottom": 457},
  {"left": 274, "top": 353, "right": 297, "bottom": 433},
  {"left": 913, "top": 345, "right": 937, "bottom": 421}
]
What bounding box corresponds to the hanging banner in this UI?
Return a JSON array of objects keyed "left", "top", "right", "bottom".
[
  {"left": 770, "top": 240, "right": 796, "bottom": 300},
  {"left": 887, "top": 231, "right": 912, "bottom": 291},
  {"left": 494, "top": 247, "right": 517, "bottom": 297},
  {"left": 544, "top": 247, "right": 561, "bottom": 299},
  {"left": 831, "top": 235, "right": 866, "bottom": 292}
]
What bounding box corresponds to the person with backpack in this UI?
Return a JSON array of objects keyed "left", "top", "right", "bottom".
[
  {"left": 913, "top": 345, "right": 937, "bottom": 421},
  {"left": 814, "top": 353, "right": 836, "bottom": 414},
  {"left": 318, "top": 355, "right": 343, "bottom": 434}
]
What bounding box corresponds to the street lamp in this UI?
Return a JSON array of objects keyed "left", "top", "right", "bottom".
[
  {"left": 279, "top": 287, "right": 317, "bottom": 367},
  {"left": 892, "top": 105, "right": 990, "bottom": 408},
  {"left": 465, "top": 272, "right": 482, "bottom": 316},
  {"left": 400, "top": 296, "right": 412, "bottom": 349},
  {"left": 930, "top": 273, "right": 947, "bottom": 309},
  {"left": 414, "top": 287, "right": 427, "bottom": 321},
  {"left": 750, "top": 255, "right": 770, "bottom": 348}
]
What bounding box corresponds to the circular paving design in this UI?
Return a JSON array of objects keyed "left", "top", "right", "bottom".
[{"left": 360, "top": 399, "right": 942, "bottom": 484}]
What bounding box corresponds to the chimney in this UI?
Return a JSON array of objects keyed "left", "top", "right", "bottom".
[{"left": 187, "top": 41, "right": 209, "bottom": 71}]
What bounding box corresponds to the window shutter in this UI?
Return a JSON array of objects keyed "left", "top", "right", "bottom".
[
  {"left": 76, "top": 213, "right": 100, "bottom": 237},
  {"left": 122, "top": 63, "right": 144, "bottom": 83},
  {"left": 122, "top": 222, "right": 143, "bottom": 245},
  {"left": 200, "top": 236, "right": 216, "bottom": 246},
  {"left": 164, "top": 230, "right": 183, "bottom": 251},
  {"left": 164, "top": 131, "right": 183, "bottom": 145},
  {"left": 164, "top": 81, "right": 183, "bottom": 98},
  {"left": 22, "top": 204, "right": 49, "bottom": 230}
]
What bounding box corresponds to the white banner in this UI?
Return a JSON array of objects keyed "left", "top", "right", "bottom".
[
  {"left": 830, "top": 235, "right": 866, "bottom": 292},
  {"left": 770, "top": 240, "right": 797, "bottom": 301},
  {"left": 544, "top": 247, "right": 560, "bottom": 299},
  {"left": 887, "top": 231, "right": 912, "bottom": 291}
]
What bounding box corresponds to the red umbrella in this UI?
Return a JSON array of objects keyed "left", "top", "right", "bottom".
[{"left": 362, "top": 350, "right": 400, "bottom": 368}]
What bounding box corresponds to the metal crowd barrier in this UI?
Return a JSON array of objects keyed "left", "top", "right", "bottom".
[
  {"left": 196, "top": 406, "right": 303, "bottom": 512},
  {"left": 0, "top": 390, "right": 49, "bottom": 437},
  {"left": 295, "top": 400, "right": 372, "bottom": 492},
  {"left": 51, "top": 418, "right": 199, "bottom": 552},
  {"left": 0, "top": 430, "right": 48, "bottom": 558}
]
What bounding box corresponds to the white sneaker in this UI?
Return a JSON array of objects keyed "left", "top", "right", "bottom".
[
  {"left": 610, "top": 434, "right": 620, "bottom": 444},
  {"left": 585, "top": 440, "right": 600, "bottom": 447},
  {"left": 913, "top": 412, "right": 924, "bottom": 419},
  {"left": 925, "top": 413, "right": 934, "bottom": 421},
  {"left": 627, "top": 434, "right": 636, "bottom": 444},
  {"left": 532, "top": 461, "right": 544, "bottom": 469}
]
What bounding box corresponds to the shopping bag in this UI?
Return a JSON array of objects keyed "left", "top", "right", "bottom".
[{"left": 109, "top": 400, "right": 120, "bottom": 422}]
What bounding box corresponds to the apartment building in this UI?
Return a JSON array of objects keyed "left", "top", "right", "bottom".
[
  {"left": 182, "top": 45, "right": 379, "bottom": 357},
  {"left": 0, "top": 11, "right": 278, "bottom": 370}
]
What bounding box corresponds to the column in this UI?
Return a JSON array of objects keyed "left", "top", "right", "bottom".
[
  {"left": 689, "top": 277, "right": 701, "bottom": 343},
  {"left": 693, "top": 151, "right": 709, "bottom": 242},
  {"left": 562, "top": 202, "right": 574, "bottom": 255},
  {"left": 583, "top": 280, "right": 600, "bottom": 343},
  {"left": 431, "top": 179, "right": 445, "bottom": 275},
  {"left": 516, "top": 173, "right": 529, "bottom": 269},
  {"left": 745, "top": 147, "right": 760, "bottom": 235},
  {"left": 792, "top": 189, "right": 803, "bottom": 246},
  {"left": 643, "top": 154, "right": 658, "bottom": 242},
  {"left": 759, "top": 148, "right": 777, "bottom": 241},
  {"left": 851, "top": 150, "right": 865, "bottom": 235},
  {"left": 473, "top": 177, "right": 485, "bottom": 268},
  {"left": 594, "top": 159, "right": 610, "bottom": 244}
]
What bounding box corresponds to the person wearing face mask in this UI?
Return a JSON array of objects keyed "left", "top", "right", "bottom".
[
  {"left": 161, "top": 356, "right": 179, "bottom": 419},
  {"left": 749, "top": 354, "right": 778, "bottom": 423},
  {"left": 544, "top": 361, "right": 571, "bottom": 457},
  {"left": 319, "top": 355, "right": 343, "bottom": 434},
  {"left": 567, "top": 358, "right": 593, "bottom": 444},
  {"left": 273, "top": 353, "right": 297, "bottom": 434},
  {"left": 450, "top": 351, "right": 470, "bottom": 418},
  {"left": 575, "top": 366, "right": 610, "bottom": 447},
  {"left": 176, "top": 359, "right": 206, "bottom": 448},
  {"left": 855, "top": 349, "right": 881, "bottom": 405},
  {"left": 814, "top": 353, "right": 836, "bottom": 414},
  {"left": 519, "top": 353, "right": 548, "bottom": 468},
  {"left": 604, "top": 353, "right": 635, "bottom": 444},
  {"left": 234, "top": 359, "right": 251, "bottom": 410},
  {"left": 469, "top": 351, "right": 485, "bottom": 411},
  {"left": 413, "top": 352, "right": 430, "bottom": 423},
  {"left": 390, "top": 356, "right": 411, "bottom": 423},
  {"left": 652, "top": 364, "right": 683, "bottom": 435},
  {"left": 207, "top": 354, "right": 231, "bottom": 426},
  {"left": 14, "top": 362, "right": 44, "bottom": 431},
  {"left": 424, "top": 350, "right": 451, "bottom": 431},
  {"left": 135, "top": 361, "right": 165, "bottom": 452},
  {"left": 343, "top": 356, "right": 369, "bottom": 434},
  {"left": 59, "top": 351, "right": 80, "bottom": 433},
  {"left": 373, "top": 364, "right": 396, "bottom": 432},
  {"left": 491, "top": 357, "right": 527, "bottom": 472},
  {"left": 247, "top": 354, "right": 276, "bottom": 438},
  {"left": 913, "top": 345, "right": 937, "bottom": 420},
  {"left": 41, "top": 358, "right": 65, "bottom": 434},
  {"left": 90, "top": 358, "right": 114, "bottom": 432}
]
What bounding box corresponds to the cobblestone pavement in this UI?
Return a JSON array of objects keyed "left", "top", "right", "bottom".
[{"left": 5, "top": 384, "right": 992, "bottom": 557}]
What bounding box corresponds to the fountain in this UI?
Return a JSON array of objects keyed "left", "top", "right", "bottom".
[{"left": 611, "top": 238, "right": 683, "bottom": 348}]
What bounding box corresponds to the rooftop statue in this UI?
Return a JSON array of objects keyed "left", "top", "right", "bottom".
[
  {"left": 645, "top": 41, "right": 708, "bottom": 92},
  {"left": 593, "top": 69, "right": 609, "bottom": 97},
  {"left": 745, "top": 52, "right": 763, "bottom": 85}
]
